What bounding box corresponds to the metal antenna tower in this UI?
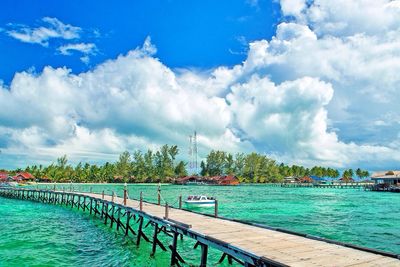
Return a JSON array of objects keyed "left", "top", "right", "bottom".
[
  {"left": 188, "top": 135, "right": 193, "bottom": 170},
  {"left": 193, "top": 131, "right": 198, "bottom": 173},
  {"left": 188, "top": 131, "right": 198, "bottom": 174}
]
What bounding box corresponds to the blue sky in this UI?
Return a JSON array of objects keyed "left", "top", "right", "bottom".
[
  {"left": 0, "top": 0, "right": 279, "bottom": 84},
  {"left": 1, "top": 0, "right": 400, "bottom": 171}
]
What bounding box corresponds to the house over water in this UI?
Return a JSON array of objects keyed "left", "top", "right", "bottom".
[
  {"left": 0, "top": 171, "right": 10, "bottom": 182},
  {"left": 371, "top": 171, "right": 400, "bottom": 191},
  {"left": 13, "top": 172, "right": 35, "bottom": 183}
]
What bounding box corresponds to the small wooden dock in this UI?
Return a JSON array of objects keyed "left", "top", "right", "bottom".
[
  {"left": 0, "top": 187, "right": 399, "bottom": 267},
  {"left": 280, "top": 183, "right": 371, "bottom": 189}
]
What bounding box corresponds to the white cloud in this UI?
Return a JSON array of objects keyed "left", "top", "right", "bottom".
[
  {"left": 5, "top": 17, "right": 81, "bottom": 46},
  {"left": 2, "top": 1, "right": 400, "bottom": 170},
  {"left": 303, "top": 0, "right": 400, "bottom": 36},
  {"left": 0, "top": 40, "right": 235, "bottom": 167},
  {"left": 58, "top": 43, "right": 96, "bottom": 56},
  {"left": 58, "top": 43, "right": 97, "bottom": 63},
  {"left": 280, "top": 0, "right": 306, "bottom": 18}
]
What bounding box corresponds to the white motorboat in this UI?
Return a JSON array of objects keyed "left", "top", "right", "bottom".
[{"left": 184, "top": 195, "right": 215, "bottom": 207}]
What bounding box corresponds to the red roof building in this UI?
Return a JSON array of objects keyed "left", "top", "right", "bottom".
[
  {"left": 297, "top": 176, "right": 314, "bottom": 183},
  {"left": 217, "top": 175, "right": 240, "bottom": 185},
  {"left": 13, "top": 172, "right": 35, "bottom": 182},
  {"left": 0, "top": 171, "right": 9, "bottom": 181},
  {"left": 339, "top": 177, "right": 354, "bottom": 182}
]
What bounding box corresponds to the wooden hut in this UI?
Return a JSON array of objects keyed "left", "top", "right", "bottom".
[
  {"left": 371, "top": 171, "right": 400, "bottom": 188},
  {"left": 297, "top": 176, "right": 314, "bottom": 183},
  {"left": 339, "top": 177, "right": 354, "bottom": 183},
  {"left": 13, "top": 172, "right": 35, "bottom": 182},
  {"left": 0, "top": 171, "right": 10, "bottom": 182},
  {"left": 217, "top": 175, "right": 240, "bottom": 185}
]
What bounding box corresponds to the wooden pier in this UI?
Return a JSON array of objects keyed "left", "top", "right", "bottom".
[
  {"left": 1, "top": 187, "right": 399, "bottom": 267},
  {"left": 280, "top": 183, "right": 372, "bottom": 189}
]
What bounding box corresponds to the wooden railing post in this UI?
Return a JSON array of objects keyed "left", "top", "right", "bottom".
[
  {"left": 165, "top": 202, "right": 169, "bottom": 219},
  {"left": 214, "top": 199, "right": 218, "bottom": 218},
  {"left": 157, "top": 184, "right": 161, "bottom": 205},
  {"left": 111, "top": 191, "right": 115, "bottom": 202},
  {"left": 140, "top": 191, "right": 143, "bottom": 211},
  {"left": 179, "top": 195, "right": 182, "bottom": 209},
  {"left": 123, "top": 183, "right": 127, "bottom": 206},
  {"left": 102, "top": 190, "right": 105, "bottom": 200}
]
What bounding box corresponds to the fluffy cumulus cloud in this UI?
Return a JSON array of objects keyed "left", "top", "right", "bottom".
[
  {"left": 2, "top": 0, "right": 400, "bottom": 169},
  {"left": 5, "top": 17, "right": 81, "bottom": 46},
  {"left": 0, "top": 40, "right": 245, "bottom": 167}
]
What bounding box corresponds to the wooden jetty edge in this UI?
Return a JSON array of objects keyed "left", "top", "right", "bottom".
[{"left": 0, "top": 187, "right": 399, "bottom": 267}]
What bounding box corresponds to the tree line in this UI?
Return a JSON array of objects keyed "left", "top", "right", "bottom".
[
  {"left": 199, "top": 150, "right": 370, "bottom": 183},
  {"left": 4, "top": 146, "right": 370, "bottom": 183}
]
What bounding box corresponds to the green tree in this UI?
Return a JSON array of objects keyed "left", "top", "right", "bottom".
[
  {"left": 174, "top": 161, "right": 187, "bottom": 177},
  {"left": 115, "top": 151, "right": 132, "bottom": 182},
  {"left": 206, "top": 150, "right": 226, "bottom": 176}
]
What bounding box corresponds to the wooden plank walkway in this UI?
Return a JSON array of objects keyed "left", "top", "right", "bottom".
[{"left": 82, "top": 191, "right": 400, "bottom": 267}]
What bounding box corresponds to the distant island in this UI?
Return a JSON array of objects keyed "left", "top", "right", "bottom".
[{"left": 0, "top": 144, "right": 370, "bottom": 184}]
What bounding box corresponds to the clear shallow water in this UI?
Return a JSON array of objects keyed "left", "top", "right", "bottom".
[{"left": 1, "top": 184, "right": 399, "bottom": 266}]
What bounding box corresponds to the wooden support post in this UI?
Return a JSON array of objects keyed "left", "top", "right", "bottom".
[
  {"left": 123, "top": 183, "right": 127, "bottom": 206},
  {"left": 151, "top": 223, "right": 159, "bottom": 256},
  {"left": 110, "top": 205, "right": 115, "bottom": 228},
  {"left": 140, "top": 192, "right": 143, "bottom": 211},
  {"left": 100, "top": 201, "right": 104, "bottom": 219},
  {"left": 170, "top": 231, "right": 185, "bottom": 266},
  {"left": 77, "top": 196, "right": 81, "bottom": 210},
  {"left": 150, "top": 223, "right": 166, "bottom": 256},
  {"left": 214, "top": 199, "right": 218, "bottom": 218},
  {"left": 200, "top": 243, "right": 208, "bottom": 267},
  {"left": 104, "top": 203, "right": 109, "bottom": 225},
  {"left": 179, "top": 195, "right": 182, "bottom": 209},
  {"left": 116, "top": 208, "right": 121, "bottom": 231},
  {"left": 90, "top": 198, "right": 93, "bottom": 215},
  {"left": 136, "top": 217, "right": 143, "bottom": 246},
  {"left": 82, "top": 197, "right": 86, "bottom": 211},
  {"left": 125, "top": 212, "right": 131, "bottom": 236}
]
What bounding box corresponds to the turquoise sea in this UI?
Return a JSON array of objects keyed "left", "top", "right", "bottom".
[{"left": 0, "top": 184, "right": 399, "bottom": 266}]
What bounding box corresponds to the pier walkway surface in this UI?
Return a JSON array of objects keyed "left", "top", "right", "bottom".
[
  {"left": 1, "top": 187, "right": 399, "bottom": 267},
  {"left": 97, "top": 192, "right": 400, "bottom": 267}
]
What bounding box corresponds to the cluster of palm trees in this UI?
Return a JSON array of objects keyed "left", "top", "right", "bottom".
[
  {"left": 4, "top": 145, "right": 370, "bottom": 183},
  {"left": 200, "top": 151, "right": 346, "bottom": 183},
  {"left": 16, "top": 145, "right": 187, "bottom": 183}
]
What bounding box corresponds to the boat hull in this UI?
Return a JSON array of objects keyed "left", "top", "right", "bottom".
[{"left": 184, "top": 200, "right": 215, "bottom": 207}]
